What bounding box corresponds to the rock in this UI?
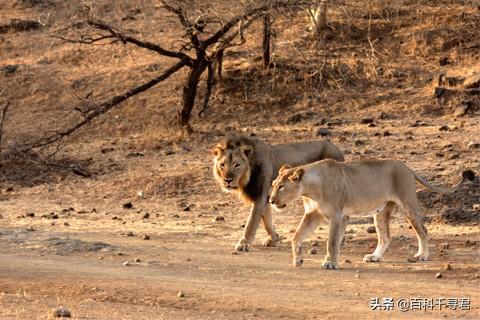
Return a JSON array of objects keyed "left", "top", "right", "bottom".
[
  {"left": 344, "top": 259, "right": 351, "bottom": 263},
  {"left": 126, "top": 231, "right": 134, "bottom": 237},
  {"left": 182, "top": 205, "right": 191, "bottom": 211},
  {"left": 368, "top": 123, "right": 376, "bottom": 127},
  {"left": 366, "top": 226, "right": 376, "bottom": 234},
  {"left": 354, "top": 140, "right": 365, "bottom": 146},
  {"left": 286, "top": 111, "right": 318, "bottom": 124},
  {"left": 52, "top": 307, "right": 71, "bottom": 318},
  {"left": 122, "top": 261, "right": 130, "bottom": 266},
  {"left": 214, "top": 216, "right": 225, "bottom": 222},
  {"left": 171, "top": 214, "right": 180, "bottom": 218},
  {"left": 466, "top": 239, "right": 476, "bottom": 246},
  {"left": 360, "top": 118, "right": 374, "bottom": 124},
  {"left": 26, "top": 212, "right": 35, "bottom": 217},
  {"left": 134, "top": 258, "right": 141, "bottom": 263},
  {"left": 383, "top": 131, "right": 391, "bottom": 137},
  {"left": 308, "top": 248, "right": 318, "bottom": 255},
  {"left": 467, "top": 141, "right": 480, "bottom": 149},
  {"left": 473, "top": 204, "right": 480, "bottom": 211},
  {"left": 177, "top": 291, "right": 185, "bottom": 298},
  {"left": 355, "top": 274, "right": 360, "bottom": 278},
  {"left": 51, "top": 213, "right": 59, "bottom": 219},
  {"left": 435, "top": 272, "right": 443, "bottom": 279},
  {"left": 98, "top": 256, "right": 103, "bottom": 260},
  {"left": 142, "top": 212, "right": 150, "bottom": 219},
  {"left": 463, "top": 72, "right": 480, "bottom": 89},
  {"left": 143, "top": 235, "right": 150, "bottom": 240},
  {"left": 63, "top": 222, "right": 70, "bottom": 226},
  {"left": 230, "top": 251, "right": 238, "bottom": 255},
  {"left": 438, "top": 57, "right": 449, "bottom": 66},
  {"left": 444, "top": 263, "right": 452, "bottom": 270},
  {"left": 407, "top": 257, "right": 417, "bottom": 263},
  {"left": 378, "top": 111, "right": 389, "bottom": 120},
  {"left": 26, "top": 226, "right": 35, "bottom": 231},
  {"left": 315, "top": 127, "right": 331, "bottom": 137},
  {"left": 310, "top": 240, "right": 320, "bottom": 247},
  {"left": 438, "top": 125, "right": 450, "bottom": 132},
  {"left": 1, "top": 64, "right": 19, "bottom": 74},
  {"left": 123, "top": 202, "right": 133, "bottom": 209}
]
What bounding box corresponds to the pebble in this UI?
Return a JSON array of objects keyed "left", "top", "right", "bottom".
[
  {"left": 177, "top": 291, "right": 185, "bottom": 298},
  {"left": 143, "top": 235, "right": 150, "bottom": 240},
  {"left": 134, "top": 258, "right": 141, "bottom": 263},
  {"left": 214, "top": 216, "right": 225, "bottom": 222},
  {"left": 52, "top": 307, "right": 71, "bottom": 318},
  {"left": 308, "top": 248, "right": 318, "bottom": 255},
  {"left": 126, "top": 231, "right": 134, "bottom": 237},
  {"left": 444, "top": 263, "right": 452, "bottom": 270},
  {"left": 435, "top": 272, "right": 443, "bottom": 279},
  {"left": 123, "top": 202, "right": 133, "bottom": 209},
  {"left": 366, "top": 226, "right": 376, "bottom": 234},
  {"left": 142, "top": 212, "right": 150, "bottom": 219},
  {"left": 122, "top": 261, "right": 130, "bottom": 266},
  {"left": 310, "top": 240, "right": 320, "bottom": 247}
]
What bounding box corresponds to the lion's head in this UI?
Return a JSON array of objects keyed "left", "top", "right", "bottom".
[
  {"left": 269, "top": 165, "right": 305, "bottom": 211},
  {"left": 212, "top": 138, "right": 254, "bottom": 193}
]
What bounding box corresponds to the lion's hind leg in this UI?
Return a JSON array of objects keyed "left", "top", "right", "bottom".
[
  {"left": 292, "top": 210, "right": 323, "bottom": 267},
  {"left": 401, "top": 198, "right": 429, "bottom": 261},
  {"left": 363, "top": 202, "right": 395, "bottom": 263}
]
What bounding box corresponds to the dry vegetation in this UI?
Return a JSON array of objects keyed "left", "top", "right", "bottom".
[{"left": 0, "top": 0, "right": 479, "bottom": 319}]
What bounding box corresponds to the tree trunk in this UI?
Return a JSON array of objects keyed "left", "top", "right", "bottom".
[
  {"left": 180, "top": 58, "right": 208, "bottom": 128},
  {"left": 262, "top": 14, "right": 271, "bottom": 68},
  {"left": 311, "top": 0, "right": 328, "bottom": 36}
]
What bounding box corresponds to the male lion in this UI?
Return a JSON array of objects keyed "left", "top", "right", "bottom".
[
  {"left": 212, "top": 134, "right": 344, "bottom": 251},
  {"left": 269, "top": 159, "right": 474, "bottom": 269}
]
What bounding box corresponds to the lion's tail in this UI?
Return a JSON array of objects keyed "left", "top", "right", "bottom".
[{"left": 413, "top": 170, "right": 475, "bottom": 194}]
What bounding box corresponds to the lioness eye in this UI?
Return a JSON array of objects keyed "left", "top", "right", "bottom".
[
  {"left": 234, "top": 163, "right": 241, "bottom": 169},
  {"left": 278, "top": 185, "right": 284, "bottom": 190},
  {"left": 220, "top": 163, "right": 225, "bottom": 168}
]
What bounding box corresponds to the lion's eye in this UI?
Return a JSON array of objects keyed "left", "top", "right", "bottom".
[
  {"left": 278, "top": 185, "right": 284, "bottom": 191},
  {"left": 234, "top": 163, "right": 241, "bottom": 169},
  {"left": 220, "top": 163, "right": 225, "bottom": 168}
]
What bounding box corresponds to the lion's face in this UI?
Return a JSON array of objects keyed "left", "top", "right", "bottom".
[
  {"left": 212, "top": 143, "right": 253, "bottom": 192},
  {"left": 269, "top": 166, "right": 305, "bottom": 211}
]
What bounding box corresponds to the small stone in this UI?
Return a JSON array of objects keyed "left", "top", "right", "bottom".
[
  {"left": 142, "top": 212, "right": 150, "bottom": 219},
  {"left": 360, "top": 118, "right": 374, "bottom": 124},
  {"left": 26, "top": 212, "right": 35, "bottom": 217},
  {"left": 183, "top": 205, "right": 191, "bottom": 211},
  {"left": 134, "top": 258, "right": 141, "bottom": 263},
  {"left": 2, "top": 64, "right": 19, "bottom": 74},
  {"left": 50, "top": 213, "right": 59, "bottom": 219},
  {"left": 467, "top": 141, "right": 480, "bottom": 150},
  {"left": 214, "top": 216, "right": 225, "bottom": 222},
  {"left": 26, "top": 226, "right": 35, "bottom": 231},
  {"left": 52, "top": 307, "right": 71, "bottom": 318},
  {"left": 122, "top": 261, "right": 130, "bottom": 266},
  {"left": 466, "top": 239, "right": 476, "bottom": 246},
  {"left": 126, "top": 231, "right": 134, "bottom": 237},
  {"left": 171, "top": 214, "right": 180, "bottom": 218},
  {"left": 230, "top": 251, "right": 238, "bottom": 255},
  {"left": 344, "top": 259, "right": 351, "bottom": 263},
  {"left": 315, "top": 127, "right": 331, "bottom": 137},
  {"left": 177, "top": 291, "right": 185, "bottom": 298},
  {"left": 355, "top": 274, "right": 360, "bottom": 278},
  {"left": 473, "top": 204, "right": 480, "bottom": 211},
  {"left": 366, "top": 226, "right": 376, "bottom": 234},
  {"left": 98, "top": 256, "right": 103, "bottom": 260},
  {"left": 63, "top": 222, "right": 70, "bottom": 226},
  {"left": 444, "top": 263, "right": 452, "bottom": 270},
  {"left": 123, "top": 202, "right": 133, "bottom": 209},
  {"left": 354, "top": 140, "right": 365, "bottom": 146},
  {"left": 311, "top": 240, "right": 320, "bottom": 247},
  {"left": 308, "top": 248, "right": 318, "bottom": 255},
  {"left": 378, "top": 111, "right": 389, "bottom": 120},
  {"left": 407, "top": 257, "right": 417, "bottom": 263},
  {"left": 143, "top": 235, "right": 150, "bottom": 240},
  {"left": 383, "top": 130, "right": 391, "bottom": 137},
  {"left": 438, "top": 125, "right": 449, "bottom": 132},
  {"left": 435, "top": 272, "right": 443, "bottom": 279}
]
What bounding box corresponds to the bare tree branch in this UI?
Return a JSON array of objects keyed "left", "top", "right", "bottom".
[
  {"left": 0, "top": 102, "right": 10, "bottom": 152},
  {"left": 198, "top": 62, "right": 215, "bottom": 117},
  {"left": 23, "top": 60, "right": 187, "bottom": 150}
]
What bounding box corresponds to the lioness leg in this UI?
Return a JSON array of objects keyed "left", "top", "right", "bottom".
[
  {"left": 364, "top": 202, "right": 395, "bottom": 262},
  {"left": 404, "top": 202, "right": 429, "bottom": 261},
  {"left": 261, "top": 204, "right": 280, "bottom": 247},
  {"left": 292, "top": 210, "right": 323, "bottom": 267},
  {"left": 323, "top": 211, "right": 343, "bottom": 269}
]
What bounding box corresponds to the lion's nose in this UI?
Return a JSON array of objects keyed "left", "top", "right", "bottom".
[{"left": 224, "top": 178, "right": 233, "bottom": 184}]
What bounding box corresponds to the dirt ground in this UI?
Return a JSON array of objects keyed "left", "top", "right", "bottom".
[{"left": 1, "top": 0, "right": 479, "bottom": 319}]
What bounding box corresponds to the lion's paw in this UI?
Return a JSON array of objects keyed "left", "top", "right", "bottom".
[
  {"left": 363, "top": 254, "right": 381, "bottom": 262},
  {"left": 262, "top": 233, "right": 280, "bottom": 247},
  {"left": 235, "top": 239, "right": 251, "bottom": 252},
  {"left": 322, "top": 260, "right": 338, "bottom": 269}
]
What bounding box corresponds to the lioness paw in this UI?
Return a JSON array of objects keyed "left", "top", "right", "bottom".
[
  {"left": 322, "top": 260, "right": 338, "bottom": 269},
  {"left": 413, "top": 253, "right": 428, "bottom": 261},
  {"left": 293, "top": 258, "right": 304, "bottom": 267},
  {"left": 363, "top": 254, "right": 381, "bottom": 262},
  {"left": 235, "top": 239, "right": 250, "bottom": 252}
]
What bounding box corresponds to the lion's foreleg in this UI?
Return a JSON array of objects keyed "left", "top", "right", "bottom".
[
  {"left": 292, "top": 210, "right": 323, "bottom": 267},
  {"left": 261, "top": 204, "right": 280, "bottom": 247},
  {"left": 235, "top": 198, "right": 267, "bottom": 251},
  {"left": 323, "top": 210, "right": 343, "bottom": 269}
]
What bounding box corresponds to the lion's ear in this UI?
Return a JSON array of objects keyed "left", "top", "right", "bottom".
[
  {"left": 279, "top": 164, "right": 291, "bottom": 173},
  {"left": 288, "top": 168, "right": 305, "bottom": 183},
  {"left": 212, "top": 145, "right": 224, "bottom": 158},
  {"left": 241, "top": 145, "right": 253, "bottom": 158}
]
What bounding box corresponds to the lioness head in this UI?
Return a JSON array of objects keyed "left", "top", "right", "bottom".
[
  {"left": 269, "top": 165, "right": 305, "bottom": 211},
  {"left": 212, "top": 142, "right": 253, "bottom": 192}
]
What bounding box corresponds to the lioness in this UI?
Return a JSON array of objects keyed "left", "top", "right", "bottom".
[
  {"left": 212, "top": 134, "right": 344, "bottom": 251},
  {"left": 269, "top": 159, "right": 474, "bottom": 269}
]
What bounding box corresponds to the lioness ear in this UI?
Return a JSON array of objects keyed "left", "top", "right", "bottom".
[
  {"left": 279, "top": 164, "right": 291, "bottom": 173},
  {"left": 288, "top": 168, "right": 305, "bottom": 183},
  {"left": 212, "top": 145, "right": 224, "bottom": 158},
  {"left": 241, "top": 145, "right": 253, "bottom": 158}
]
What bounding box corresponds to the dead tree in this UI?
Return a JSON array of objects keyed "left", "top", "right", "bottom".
[
  {"left": 309, "top": 0, "right": 328, "bottom": 36},
  {"left": 24, "top": 0, "right": 309, "bottom": 150}
]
